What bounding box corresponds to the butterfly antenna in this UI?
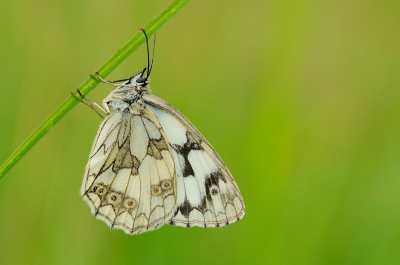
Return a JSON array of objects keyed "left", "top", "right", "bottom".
[
  {"left": 149, "top": 34, "right": 156, "bottom": 75},
  {"left": 139, "top": 29, "right": 155, "bottom": 78}
]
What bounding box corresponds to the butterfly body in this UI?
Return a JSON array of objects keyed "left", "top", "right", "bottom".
[{"left": 81, "top": 33, "right": 245, "bottom": 234}]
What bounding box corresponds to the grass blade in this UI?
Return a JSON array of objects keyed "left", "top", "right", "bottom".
[{"left": 0, "top": 0, "right": 191, "bottom": 181}]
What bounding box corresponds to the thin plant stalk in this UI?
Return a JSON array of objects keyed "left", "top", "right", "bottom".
[{"left": 0, "top": 0, "right": 191, "bottom": 181}]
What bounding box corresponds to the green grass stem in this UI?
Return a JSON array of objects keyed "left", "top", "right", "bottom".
[{"left": 0, "top": 0, "right": 191, "bottom": 181}]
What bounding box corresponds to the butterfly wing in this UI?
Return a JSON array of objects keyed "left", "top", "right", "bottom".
[
  {"left": 143, "top": 94, "right": 245, "bottom": 228},
  {"left": 81, "top": 106, "right": 177, "bottom": 235}
]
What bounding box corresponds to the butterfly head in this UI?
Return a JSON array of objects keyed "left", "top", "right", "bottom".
[
  {"left": 129, "top": 68, "right": 149, "bottom": 87},
  {"left": 127, "top": 29, "right": 155, "bottom": 89}
]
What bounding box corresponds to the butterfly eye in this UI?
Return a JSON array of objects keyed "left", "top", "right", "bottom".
[{"left": 135, "top": 77, "right": 147, "bottom": 86}]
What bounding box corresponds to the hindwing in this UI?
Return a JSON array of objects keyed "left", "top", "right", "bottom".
[{"left": 81, "top": 107, "right": 177, "bottom": 235}]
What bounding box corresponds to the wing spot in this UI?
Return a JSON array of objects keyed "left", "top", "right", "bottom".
[
  {"left": 151, "top": 185, "right": 162, "bottom": 196},
  {"left": 91, "top": 184, "right": 108, "bottom": 196},
  {"left": 107, "top": 192, "right": 122, "bottom": 206},
  {"left": 211, "top": 188, "right": 219, "bottom": 195},
  {"left": 161, "top": 179, "right": 173, "bottom": 191},
  {"left": 123, "top": 198, "right": 138, "bottom": 210}
]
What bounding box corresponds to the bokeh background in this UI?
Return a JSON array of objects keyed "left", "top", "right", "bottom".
[{"left": 1, "top": 0, "right": 399, "bottom": 264}]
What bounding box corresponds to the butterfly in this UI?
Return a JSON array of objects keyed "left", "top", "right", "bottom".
[{"left": 80, "top": 30, "right": 245, "bottom": 235}]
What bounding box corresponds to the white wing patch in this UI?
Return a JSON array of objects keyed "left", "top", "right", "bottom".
[
  {"left": 144, "top": 95, "right": 245, "bottom": 228},
  {"left": 148, "top": 105, "right": 187, "bottom": 146},
  {"left": 81, "top": 107, "right": 177, "bottom": 235}
]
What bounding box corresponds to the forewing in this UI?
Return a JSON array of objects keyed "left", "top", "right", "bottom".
[
  {"left": 143, "top": 94, "right": 245, "bottom": 228},
  {"left": 81, "top": 108, "right": 177, "bottom": 235}
]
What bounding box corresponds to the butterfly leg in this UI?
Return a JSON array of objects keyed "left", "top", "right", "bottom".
[
  {"left": 91, "top": 71, "right": 131, "bottom": 87},
  {"left": 71, "top": 88, "right": 106, "bottom": 119}
]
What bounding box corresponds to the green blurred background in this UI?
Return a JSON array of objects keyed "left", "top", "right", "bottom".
[{"left": 1, "top": 0, "right": 399, "bottom": 264}]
